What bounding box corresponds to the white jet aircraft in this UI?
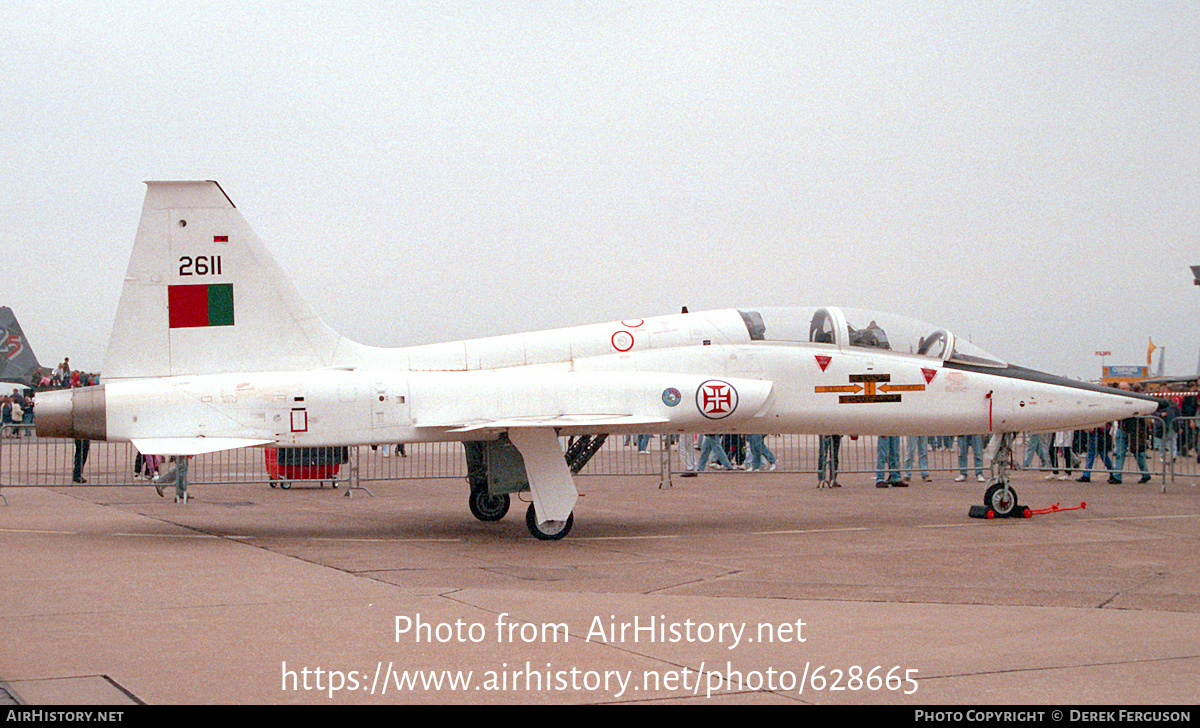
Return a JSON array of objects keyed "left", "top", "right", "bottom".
[{"left": 39, "top": 181, "right": 1161, "bottom": 539}]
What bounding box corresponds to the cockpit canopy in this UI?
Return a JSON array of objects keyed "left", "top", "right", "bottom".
[{"left": 737, "top": 307, "right": 1005, "bottom": 367}]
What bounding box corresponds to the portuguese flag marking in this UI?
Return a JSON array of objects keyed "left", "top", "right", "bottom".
[{"left": 168, "top": 283, "right": 235, "bottom": 328}]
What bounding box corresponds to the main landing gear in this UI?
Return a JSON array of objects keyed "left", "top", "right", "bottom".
[
  {"left": 463, "top": 435, "right": 579, "bottom": 540},
  {"left": 525, "top": 503, "right": 573, "bottom": 541},
  {"left": 467, "top": 488, "right": 574, "bottom": 540},
  {"left": 468, "top": 487, "right": 510, "bottom": 521}
]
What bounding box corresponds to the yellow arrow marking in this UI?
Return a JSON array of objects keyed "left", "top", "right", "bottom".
[
  {"left": 878, "top": 383, "right": 926, "bottom": 393},
  {"left": 817, "top": 374, "right": 925, "bottom": 399},
  {"left": 815, "top": 384, "right": 863, "bottom": 394}
]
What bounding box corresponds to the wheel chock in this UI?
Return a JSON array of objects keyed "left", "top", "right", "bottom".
[
  {"left": 969, "top": 501, "right": 1086, "bottom": 519},
  {"left": 968, "top": 503, "right": 1031, "bottom": 519}
]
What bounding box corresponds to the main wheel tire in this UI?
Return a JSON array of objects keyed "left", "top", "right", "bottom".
[
  {"left": 468, "top": 489, "right": 510, "bottom": 521},
  {"left": 983, "top": 483, "right": 1018, "bottom": 517},
  {"left": 525, "top": 503, "right": 573, "bottom": 540}
]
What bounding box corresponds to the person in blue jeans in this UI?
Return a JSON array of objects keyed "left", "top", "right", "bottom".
[
  {"left": 694, "top": 434, "right": 734, "bottom": 471},
  {"left": 747, "top": 434, "right": 777, "bottom": 472},
  {"left": 818, "top": 434, "right": 842, "bottom": 488},
  {"left": 955, "top": 434, "right": 985, "bottom": 482},
  {"left": 876, "top": 435, "right": 902, "bottom": 487},
  {"left": 1112, "top": 417, "right": 1151, "bottom": 484},
  {"left": 1022, "top": 432, "right": 1048, "bottom": 470},
  {"left": 1076, "top": 426, "right": 1115, "bottom": 483},
  {"left": 903, "top": 435, "right": 930, "bottom": 482}
]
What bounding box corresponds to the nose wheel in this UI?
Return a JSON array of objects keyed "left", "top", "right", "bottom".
[
  {"left": 983, "top": 482, "right": 1018, "bottom": 517},
  {"left": 971, "top": 432, "right": 1030, "bottom": 518}
]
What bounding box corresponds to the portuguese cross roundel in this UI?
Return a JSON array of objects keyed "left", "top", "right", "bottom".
[{"left": 696, "top": 380, "right": 738, "bottom": 419}]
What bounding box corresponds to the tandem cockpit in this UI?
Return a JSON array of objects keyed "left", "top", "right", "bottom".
[{"left": 736, "top": 306, "right": 1006, "bottom": 368}]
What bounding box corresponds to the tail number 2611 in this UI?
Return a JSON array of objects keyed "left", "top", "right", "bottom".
[{"left": 178, "top": 256, "right": 223, "bottom": 277}]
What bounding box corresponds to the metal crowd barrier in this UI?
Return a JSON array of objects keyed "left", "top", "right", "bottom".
[
  {"left": 0, "top": 438, "right": 356, "bottom": 490},
  {"left": 662, "top": 417, "right": 1188, "bottom": 493},
  {"left": 666, "top": 433, "right": 975, "bottom": 479},
  {"left": 1000, "top": 416, "right": 1172, "bottom": 493},
  {"left": 0, "top": 423, "right": 36, "bottom": 439},
  {"left": 0, "top": 437, "right": 662, "bottom": 494},
  {"left": 0, "top": 418, "right": 1194, "bottom": 502},
  {"left": 0, "top": 434, "right": 1019, "bottom": 491},
  {"left": 356, "top": 436, "right": 664, "bottom": 483},
  {"left": 1169, "top": 416, "right": 1200, "bottom": 484}
]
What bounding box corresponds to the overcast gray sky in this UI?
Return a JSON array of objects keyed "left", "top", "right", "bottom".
[{"left": 5, "top": 1, "right": 1198, "bottom": 381}]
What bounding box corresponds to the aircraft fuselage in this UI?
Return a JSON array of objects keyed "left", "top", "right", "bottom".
[{"left": 40, "top": 309, "right": 1155, "bottom": 448}]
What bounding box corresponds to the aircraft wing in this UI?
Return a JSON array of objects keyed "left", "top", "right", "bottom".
[
  {"left": 132, "top": 437, "right": 274, "bottom": 456},
  {"left": 447, "top": 414, "right": 670, "bottom": 434}
]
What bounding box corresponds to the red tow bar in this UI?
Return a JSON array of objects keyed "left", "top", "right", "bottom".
[{"left": 1027, "top": 501, "right": 1087, "bottom": 516}]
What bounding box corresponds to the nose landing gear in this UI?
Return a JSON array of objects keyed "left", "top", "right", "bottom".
[{"left": 970, "top": 432, "right": 1031, "bottom": 519}]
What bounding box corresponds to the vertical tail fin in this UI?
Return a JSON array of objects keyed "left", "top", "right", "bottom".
[
  {"left": 103, "top": 181, "right": 343, "bottom": 379},
  {"left": 0, "top": 307, "right": 41, "bottom": 385}
]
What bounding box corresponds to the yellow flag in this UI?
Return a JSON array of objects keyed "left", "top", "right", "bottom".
[{"left": 1147, "top": 338, "right": 1157, "bottom": 365}]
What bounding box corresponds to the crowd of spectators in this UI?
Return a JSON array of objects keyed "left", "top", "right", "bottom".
[
  {"left": 33, "top": 357, "right": 100, "bottom": 389},
  {"left": 2, "top": 356, "right": 101, "bottom": 437},
  {"left": 1, "top": 388, "right": 34, "bottom": 437}
]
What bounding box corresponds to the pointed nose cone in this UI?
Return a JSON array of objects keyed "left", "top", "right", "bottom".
[
  {"left": 950, "top": 361, "right": 1163, "bottom": 432},
  {"left": 1023, "top": 369, "right": 1161, "bottom": 426},
  {"left": 1088, "top": 387, "right": 1161, "bottom": 422}
]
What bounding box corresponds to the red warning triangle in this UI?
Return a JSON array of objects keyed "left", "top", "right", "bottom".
[
  {"left": 922, "top": 368, "right": 937, "bottom": 384},
  {"left": 815, "top": 355, "right": 832, "bottom": 372}
]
